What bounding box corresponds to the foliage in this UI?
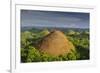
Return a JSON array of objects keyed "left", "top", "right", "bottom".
[
  {"left": 21, "top": 29, "right": 89, "bottom": 62},
  {"left": 21, "top": 46, "right": 78, "bottom": 62}
]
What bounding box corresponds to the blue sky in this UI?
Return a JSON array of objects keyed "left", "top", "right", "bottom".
[{"left": 21, "top": 10, "right": 89, "bottom": 28}]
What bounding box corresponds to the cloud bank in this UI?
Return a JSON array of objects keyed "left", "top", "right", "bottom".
[{"left": 21, "top": 10, "right": 89, "bottom": 28}]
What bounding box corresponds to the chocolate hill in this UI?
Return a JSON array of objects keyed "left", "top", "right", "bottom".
[{"left": 37, "top": 30, "right": 75, "bottom": 56}]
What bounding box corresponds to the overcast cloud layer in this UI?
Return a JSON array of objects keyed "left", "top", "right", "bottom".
[{"left": 21, "top": 10, "right": 89, "bottom": 28}]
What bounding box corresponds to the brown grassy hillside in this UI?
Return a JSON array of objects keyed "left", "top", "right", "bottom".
[{"left": 37, "top": 30, "right": 75, "bottom": 56}]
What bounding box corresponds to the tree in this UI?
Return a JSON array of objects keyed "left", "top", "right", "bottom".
[{"left": 27, "top": 46, "right": 41, "bottom": 62}]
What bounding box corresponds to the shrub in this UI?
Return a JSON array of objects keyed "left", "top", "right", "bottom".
[{"left": 26, "top": 46, "right": 41, "bottom": 62}]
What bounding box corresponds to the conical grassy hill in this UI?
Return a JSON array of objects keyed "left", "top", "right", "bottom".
[{"left": 37, "top": 30, "right": 75, "bottom": 56}]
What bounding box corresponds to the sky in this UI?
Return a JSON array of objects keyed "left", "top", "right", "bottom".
[{"left": 21, "top": 10, "right": 89, "bottom": 29}]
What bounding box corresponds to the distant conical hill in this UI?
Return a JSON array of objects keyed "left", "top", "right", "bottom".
[{"left": 37, "top": 30, "right": 75, "bottom": 56}]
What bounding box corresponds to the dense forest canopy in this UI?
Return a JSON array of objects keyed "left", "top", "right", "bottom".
[{"left": 21, "top": 28, "right": 89, "bottom": 63}]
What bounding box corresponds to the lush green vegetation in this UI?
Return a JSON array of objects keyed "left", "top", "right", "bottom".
[{"left": 21, "top": 28, "right": 89, "bottom": 63}]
